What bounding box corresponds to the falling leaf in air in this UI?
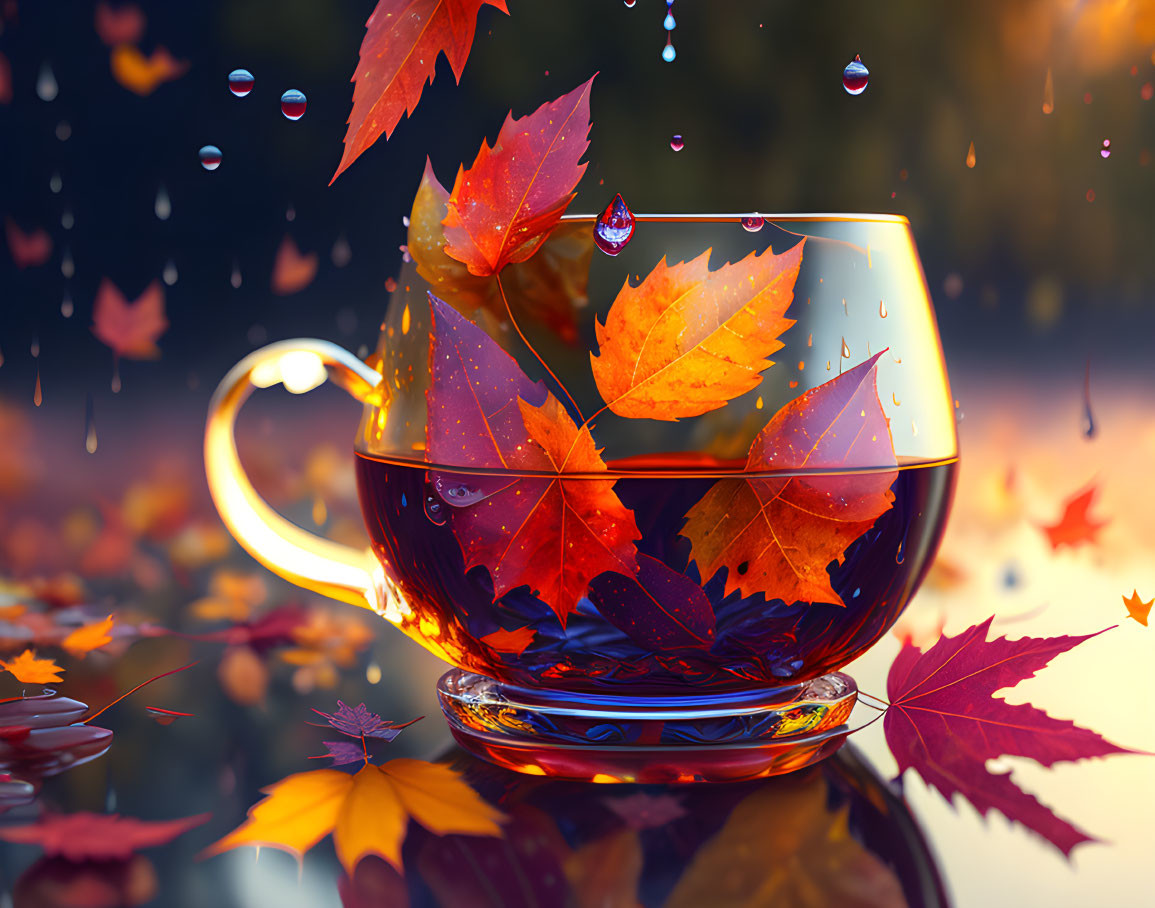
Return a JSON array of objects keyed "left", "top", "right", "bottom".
[
  {"left": 109, "top": 44, "right": 188, "bottom": 96},
  {"left": 442, "top": 76, "right": 595, "bottom": 277},
  {"left": 590, "top": 242, "right": 804, "bottom": 420},
  {"left": 1122, "top": 590, "right": 1153, "bottom": 626},
  {"left": 145, "top": 707, "right": 195, "bottom": 726},
  {"left": 62, "top": 614, "right": 115, "bottom": 656},
  {"left": 95, "top": 2, "right": 146, "bottom": 45},
  {"left": 587, "top": 553, "right": 715, "bottom": 649},
  {"left": 681, "top": 353, "right": 896, "bottom": 607},
  {"left": 884, "top": 617, "right": 1135, "bottom": 855},
  {"left": 332, "top": 0, "right": 510, "bottom": 182},
  {"left": 271, "top": 235, "right": 318, "bottom": 295},
  {"left": 426, "top": 295, "right": 640, "bottom": 624},
  {"left": 1040, "top": 485, "right": 1108, "bottom": 550},
  {"left": 91, "top": 279, "right": 168, "bottom": 359},
  {"left": 5, "top": 218, "right": 53, "bottom": 269},
  {"left": 0, "top": 812, "right": 208, "bottom": 861},
  {"left": 205, "top": 759, "right": 504, "bottom": 873},
  {"left": 1, "top": 649, "right": 64, "bottom": 684},
  {"left": 312, "top": 701, "right": 422, "bottom": 742}
]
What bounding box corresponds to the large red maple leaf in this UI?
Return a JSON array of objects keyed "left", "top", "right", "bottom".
[
  {"left": 332, "top": 0, "right": 509, "bottom": 182},
  {"left": 442, "top": 76, "right": 595, "bottom": 277},
  {"left": 426, "top": 295, "right": 640, "bottom": 625},
  {"left": 884, "top": 617, "right": 1135, "bottom": 856}
]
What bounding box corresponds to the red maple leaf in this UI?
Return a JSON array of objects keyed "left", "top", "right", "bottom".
[
  {"left": 0, "top": 812, "right": 208, "bottom": 861},
  {"left": 426, "top": 295, "right": 639, "bottom": 624},
  {"left": 479, "top": 626, "right": 536, "bottom": 655},
  {"left": 442, "top": 75, "right": 595, "bottom": 277},
  {"left": 1039, "top": 484, "right": 1108, "bottom": 550},
  {"left": 332, "top": 0, "right": 509, "bottom": 182},
  {"left": 5, "top": 218, "right": 53, "bottom": 269},
  {"left": 91, "top": 279, "right": 168, "bottom": 359},
  {"left": 271, "top": 235, "right": 318, "bottom": 296},
  {"left": 94, "top": 2, "right": 145, "bottom": 46},
  {"left": 884, "top": 617, "right": 1135, "bottom": 855}
]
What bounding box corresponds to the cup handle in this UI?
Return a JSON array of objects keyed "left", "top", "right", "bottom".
[{"left": 204, "top": 339, "right": 388, "bottom": 613}]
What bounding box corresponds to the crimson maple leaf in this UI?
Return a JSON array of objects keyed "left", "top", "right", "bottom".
[
  {"left": 1039, "top": 484, "right": 1108, "bottom": 550},
  {"left": 4, "top": 218, "right": 53, "bottom": 269},
  {"left": 884, "top": 617, "right": 1136, "bottom": 855},
  {"left": 332, "top": 0, "right": 509, "bottom": 181}
]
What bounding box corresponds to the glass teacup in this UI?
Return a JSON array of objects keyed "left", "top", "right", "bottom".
[{"left": 205, "top": 214, "right": 957, "bottom": 782}]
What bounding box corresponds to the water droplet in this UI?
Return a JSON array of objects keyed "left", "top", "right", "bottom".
[
  {"left": 755, "top": 396, "right": 763, "bottom": 409},
  {"left": 199, "top": 145, "right": 222, "bottom": 170},
  {"left": 61, "top": 209, "right": 73, "bottom": 230},
  {"left": 1042, "top": 67, "right": 1054, "bottom": 114},
  {"left": 55, "top": 121, "right": 71, "bottom": 141},
  {"left": 400, "top": 493, "right": 408, "bottom": 507},
  {"left": 230, "top": 260, "right": 242, "bottom": 288},
  {"left": 33, "top": 368, "right": 42, "bottom": 407},
  {"left": 594, "top": 193, "right": 635, "bottom": 256},
  {"left": 36, "top": 62, "right": 58, "bottom": 101},
  {"left": 424, "top": 494, "right": 447, "bottom": 525},
  {"left": 366, "top": 661, "right": 382, "bottom": 684},
  {"left": 662, "top": 40, "right": 676, "bottom": 63},
  {"left": 741, "top": 215, "right": 765, "bottom": 232},
  {"left": 111, "top": 360, "right": 121, "bottom": 393},
  {"left": 1082, "top": 359, "right": 1097, "bottom": 439},
  {"left": 965, "top": 141, "right": 976, "bottom": 169},
  {"left": 281, "top": 89, "right": 306, "bottom": 120},
  {"left": 84, "top": 393, "right": 97, "bottom": 453},
  {"left": 624, "top": 0, "right": 635, "bottom": 6},
  {"left": 670, "top": 134, "right": 684, "bottom": 152},
  {"left": 49, "top": 172, "right": 62, "bottom": 194},
  {"left": 163, "top": 259, "right": 178, "bottom": 286},
  {"left": 664, "top": 13, "right": 676, "bottom": 29},
  {"left": 61, "top": 292, "right": 73, "bottom": 318},
  {"left": 840, "top": 337, "right": 850, "bottom": 358},
  {"left": 879, "top": 299, "right": 887, "bottom": 318},
  {"left": 61, "top": 249, "right": 74, "bottom": 279},
  {"left": 331, "top": 234, "right": 352, "bottom": 268},
  {"left": 285, "top": 204, "right": 296, "bottom": 222},
  {"left": 154, "top": 185, "right": 171, "bottom": 220},
  {"left": 842, "top": 55, "right": 869, "bottom": 95},
  {"left": 228, "top": 68, "right": 254, "bottom": 97},
  {"left": 1100, "top": 139, "right": 1111, "bottom": 159},
  {"left": 30, "top": 337, "right": 39, "bottom": 358},
  {"left": 401, "top": 304, "right": 411, "bottom": 335}
]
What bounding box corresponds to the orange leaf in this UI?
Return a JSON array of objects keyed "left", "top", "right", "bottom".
[
  {"left": 332, "top": 0, "right": 510, "bottom": 182},
  {"left": 91, "top": 279, "right": 168, "bottom": 359},
  {"left": 271, "top": 235, "right": 318, "bottom": 296},
  {"left": 1040, "top": 485, "right": 1108, "bottom": 550},
  {"left": 1123, "top": 590, "right": 1153, "bottom": 626},
  {"left": 479, "top": 626, "right": 536, "bottom": 655},
  {"left": 109, "top": 44, "right": 188, "bottom": 97},
  {"left": 681, "top": 353, "right": 896, "bottom": 607},
  {"left": 1, "top": 649, "right": 64, "bottom": 684},
  {"left": 442, "top": 76, "right": 594, "bottom": 277},
  {"left": 591, "top": 243, "right": 804, "bottom": 420},
  {"left": 217, "top": 645, "right": 268, "bottom": 706},
  {"left": 62, "top": 614, "right": 115, "bottom": 656}
]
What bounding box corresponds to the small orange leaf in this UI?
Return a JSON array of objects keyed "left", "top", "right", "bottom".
[
  {"left": 271, "top": 235, "right": 318, "bottom": 296},
  {"left": 479, "top": 626, "right": 536, "bottom": 655},
  {"left": 1123, "top": 590, "right": 1153, "bottom": 627},
  {"left": 62, "top": 614, "right": 115, "bottom": 656},
  {"left": 92, "top": 279, "right": 168, "bottom": 359},
  {"left": 1040, "top": 485, "right": 1109, "bottom": 550},
  {"left": 109, "top": 44, "right": 188, "bottom": 96},
  {"left": 1, "top": 649, "right": 63, "bottom": 684},
  {"left": 591, "top": 243, "right": 805, "bottom": 420}
]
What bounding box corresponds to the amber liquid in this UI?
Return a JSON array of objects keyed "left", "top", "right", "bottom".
[{"left": 356, "top": 453, "right": 956, "bottom": 694}]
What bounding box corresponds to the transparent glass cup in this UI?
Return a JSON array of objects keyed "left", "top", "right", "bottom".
[{"left": 205, "top": 214, "right": 957, "bottom": 782}]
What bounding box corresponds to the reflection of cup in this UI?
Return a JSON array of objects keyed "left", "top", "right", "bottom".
[
  {"left": 205, "top": 215, "right": 957, "bottom": 781},
  {"left": 340, "top": 744, "right": 948, "bottom": 908}
]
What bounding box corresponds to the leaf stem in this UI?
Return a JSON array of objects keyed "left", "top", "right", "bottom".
[
  {"left": 82, "top": 662, "right": 197, "bottom": 724},
  {"left": 857, "top": 689, "right": 891, "bottom": 709},
  {"left": 361, "top": 733, "right": 369, "bottom": 767}
]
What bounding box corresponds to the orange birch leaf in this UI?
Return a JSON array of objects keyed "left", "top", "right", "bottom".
[
  {"left": 590, "top": 243, "right": 805, "bottom": 421},
  {"left": 271, "top": 235, "right": 318, "bottom": 296},
  {"left": 1, "top": 649, "right": 64, "bottom": 684},
  {"left": 109, "top": 44, "right": 188, "bottom": 97},
  {"left": 62, "top": 614, "right": 115, "bottom": 656},
  {"left": 331, "top": 0, "right": 509, "bottom": 182},
  {"left": 92, "top": 279, "right": 168, "bottom": 359},
  {"left": 681, "top": 353, "right": 896, "bottom": 607},
  {"left": 1039, "top": 485, "right": 1108, "bottom": 550},
  {"left": 442, "top": 76, "right": 594, "bottom": 277}
]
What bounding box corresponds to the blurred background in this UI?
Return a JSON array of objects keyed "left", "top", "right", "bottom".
[{"left": 1, "top": 1, "right": 1154, "bottom": 906}]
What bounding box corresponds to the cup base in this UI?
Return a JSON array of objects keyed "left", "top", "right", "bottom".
[{"left": 436, "top": 669, "right": 857, "bottom": 783}]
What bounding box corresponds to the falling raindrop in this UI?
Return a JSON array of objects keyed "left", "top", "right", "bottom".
[
  {"left": 365, "top": 661, "right": 382, "bottom": 684},
  {"left": 741, "top": 215, "right": 765, "bottom": 232},
  {"left": 842, "top": 55, "right": 869, "bottom": 95},
  {"left": 965, "top": 141, "right": 976, "bottom": 169},
  {"left": 49, "top": 172, "right": 63, "bottom": 194},
  {"left": 230, "top": 259, "right": 242, "bottom": 288},
  {"left": 61, "top": 249, "right": 74, "bottom": 279},
  {"left": 163, "top": 259, "right": 178, "bottom": 286},
  {"left": 879, "top": 299, "right": 887, "bottom": 318},
  {"left": 199, "top": 145, "right": 222, "bottom": 170},
  {"left": 840, "top": 337, "right": 850, "bottom": 358},
  {"left": 36, "top": 62, "right": 58, "bottom": 101},
  {"left": 155, "top": 185, "right": 171, "bottom": 220},
  {"left": 30, "top": 337, "right": 39, "bottom": 358},
  {"left": 670, "top": 134, "right": 684, "bottom": 152},
  {"left": 33, "top": 368, "right": 42, "bottom": 407},
  {"left": 228, "top": 68, "right": 254, "bottom": 97},
  {"left": 594, "top": 193, "right": 636, "bottom": 256},
  {"left": 84, "top": 393, "right": 97, "bottom": 453},
  {"left": 662, "top": 40, "right": 676, "bottom": 63},
  {"left": 331, "top": 234, "right": 352, "bottom": 267},
  {"left": 664, "top": 12, "right": 676, "bottom": 29},
  {"left": 111, "top": 360, "right": 121, "bottom": 394},
  {"left": 1042, "top": 67, "right": 1054, "bottom": 114},
  {"left": 285, "top": 204, "right": 296, "bottom": 222},
  {"left": 1100, "top": 139, "right": 1111, "bottom": 159},
  {"left": 55, "top": 121, "right": 71, "bottom": 141},
  {"left": 281, "top": 89, "right": 307, "bottom": 120},
  {"left": 61, "top": 292, "right": 73, "bottom": 318},
  {"left": 1082, "top": 359, "right": 1097, "bottom": 439}
]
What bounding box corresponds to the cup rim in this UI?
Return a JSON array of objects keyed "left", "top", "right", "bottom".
[{"left": 560, "top": 212, "right": 911, "bottom": 225}]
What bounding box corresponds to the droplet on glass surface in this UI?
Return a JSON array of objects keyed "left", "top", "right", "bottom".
[
  {"left": 662, "top": 40, "right": 676, "bottom": 63},
  {"left": 154, "top": 185, "right": 171, "bottom": 220},
  {"left": 965, "top": 141, "right": 976, "bottom": 169},
  {"left": 230, "top": 260, "right": 242, "bottom": 288},
  {"left": 424, "top": 494, "right": 448, "bottom": 525},
  {"left": 842, "top": 55, "right": 869, "bottom": 95},
  {"left": 61, "top": 292, "right": 73, "bottom": 318},
  {"left": 61, "top": 249, "right": 74, "bottom": 279},
  {"left": 50, "top": 172, "right": 63, "bottom": 194},
  {"left": 33, "top": 368, "right": 42, "bottom": 406},
  {"left": 1100, "top": 139, "right": 1111, "bottom": 159},
  {"left": 163, "top": 259, "right": 178, "bottom": 286},
  {"left": 670, "top": 134, "right": 684, "bottom": 151},
  {"left": 331, "top": 234, "right": 352, "bottom": 267},
  {"left": 56, "top": 120, "right": 71, "bottom": 141},
  {"left": 594, "top": 193, "right": 635, "bottom": 256},
  {"left": 664, "top": 13, "right": 676, "bottom": 29},
  {"left": 879, "top": 299, "right": 887, "bottom": 318},
  {"left": 84, "top": 393, "right": 97, "bottom": 454},
  {"left": 37, "top": 62, "right": 58, "bottom": 101},
  {"left": 840, "top": 337, "right": 850, "bottom": 358},
  {"left": 61, "top": 209, "right": 74, "bottom": 230},
  {"left": 741, "top": 215, "right": 765, "bottom": 232},
  {"left": 280, "top": 89, "right": 306, "bottom": 120},
  {"left": 228, "top": 68, "right": 254, "bottom": 97},
  {"left": 199, "top": 145, "right": 222, "bottom": 170},
  {"left": 1042, "top": 67, "right": 1054, "bottom": 114}
]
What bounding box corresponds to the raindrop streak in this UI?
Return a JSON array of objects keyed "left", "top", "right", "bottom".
[
  {"left": 61, "top": 292, "right": 73, "bottom": 318},
  {"left": 84, "top": 393, "right": 97, "bottom": 454},
  {"left": 155, "top": 185, "right": 171, "bottom": 220},
  {"left": 49, "top": 172, "right": 63, "bottom": 194},
  {"left": 199, "top": 145, "right": 222, "bottom": 170},
  {"left": 965, "top": 141, "right": 976, "bottom": 169},
  {"left": 111, "top": 360, "right": 121, "bottom": 394},
  {"left": 594, "top": 193, "right": 636, "bottom": 256},
  {"left": 228, "top": 69, "right": 254, "bottom": 97},
  {"left": 670, "top": 134, "right": 684, "bottom": 152},
  {"left": 230, "top": 260, "right": 242, "bottom": 288},
  {"left": 879, "top": 299, "right": 887, "bottom": 318},
  {"left": 281, "top": 89, "right": 306, "bottom": 120},
  {"left": 163, "top": 259, "right": 178, "bottom": 286},
  {"left": 331, "top": 235, "right": 352, "bottom": 267},
  {"left": 741, "top": 215, "right": 765, "bottom": 232},
  {"left": 33, "top": 369, "right": 43, "bottom": 406},
  {"left": 842, "top": 55, "right": 869, "bottom": 95},
  {"left": 61, "top": 250, "right": 74, "bottom": 279},
  {"left": 1100, "top": 139, "right": 1111, "bottom": 159},
  {"left": 37, "top": 62, "right": 58, "bottom": 101},
  {"left": 31, "top": 337, "right": 40, "bottom": 358},
  {"left": 1082, "top": 359, "right": 1097, "bottom": 439},
  {"left": 662, "top": 0, "right": 676, "bottom": 61},
  {"left": 1042, "top": 67, "right": 1054, "bottom": 114}
]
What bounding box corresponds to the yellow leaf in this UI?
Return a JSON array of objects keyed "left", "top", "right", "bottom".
[
  {"left": 381, "top": 759, "right": 505, "bottom": 838},
  {"left": 590, "top": 243, "right": 804, "bottom": 421},
  {"left": 62, "top": 614, "right": 115, "bottom": 656},
  {"left": 334, "top": 764, "right": 407, "bottom": 873},
  {"left": 1, "top": 649, "right": 63, "bottom": 684}
]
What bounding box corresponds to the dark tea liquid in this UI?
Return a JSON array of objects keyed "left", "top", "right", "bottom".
[{"left": 356, "top": 452, "right": 956, "bottom": 694}]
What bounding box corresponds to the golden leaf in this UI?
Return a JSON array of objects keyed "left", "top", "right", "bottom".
[
  {"left": 1, "top": 649, "right": 64, "bottom": 684},
  {"left": 62, "top": 614, "right": 115, "bottom": 656}
]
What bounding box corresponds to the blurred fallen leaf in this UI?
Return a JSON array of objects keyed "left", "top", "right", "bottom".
[
  {"left": 91, "top": 279, "right": 168, "bottom": 360},
  {"left": 217, "top": 645, "right": 268, "bottom": 707},
  {"left": 564, "top": 827, "right": 642, "bottom": 908},
  {"left": 4, "top": 218, "right": 52, "bottom": 269},
  {"left": 94, "top": 2, "right": 145, "bottom": 46},
  {"left": 0, "top": 811, "right": 208, "bottom": 861},
  {"left": 1, "top": 649, "right": 64, "bottom": 684},
  {"left": 271, "top": 235, "right": 318, "bottom": 296},
  {"left": 1123, "top": 590, "right": 1153, "bottom": 626},
  {"left": 1039, "top": 484, "right": 1109, "bottom": 550},
  {"left": 109, "top": 44, "right": 188, "bottom": 96},
  {"left": 62, "top": 614, "right": 115, "bottom": 657}
]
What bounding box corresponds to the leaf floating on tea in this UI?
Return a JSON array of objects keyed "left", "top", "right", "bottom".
[
  {"left": 331, "top": 0, "right": 510, "bottom": 182},
  {"left": 681, "top": 353, "right": 896, "bottom": 607},
  {"left": 587, "top": 554, "right": 715, "bottom": 649},
  {"left": 442, "top": 76, "right": 595, "bottom": 277},
  {"left": 590, "top": 243, "right": 804, "bottom": 420},
  {"left": 91, "top": 279, "right": 168, "bottom": 359},
  {"left": 884, "top": 618, "right": 1135, "bottom": 855},
  {"left": 1123, "top": 590, "right": 1153, "bottom": 626},
  {"left": 0, "top": 649, "right": 63, "bottom": 684},
  {"left": 1039, "top": 484, "right": 1108, "bottom": 550}
]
